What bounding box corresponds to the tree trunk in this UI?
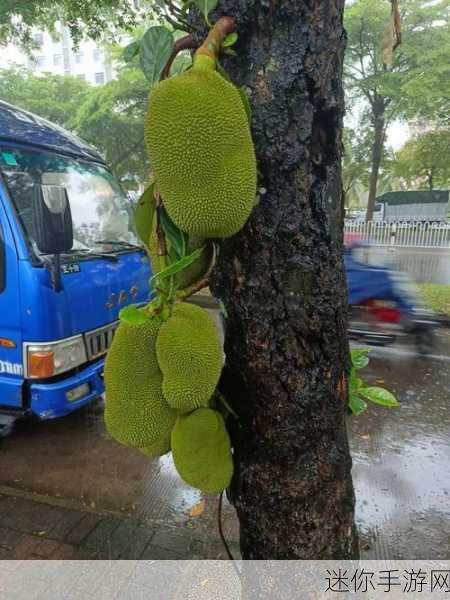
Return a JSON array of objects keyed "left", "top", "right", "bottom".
[
  {"left": 211, "top": 0, "right": 358, "bottom": 559},
  {"left": 366, "top": 102, "right": 385, "bottom": 221},
  {"left": 427, "top": 169, "right": 433, "bottom": 192}
]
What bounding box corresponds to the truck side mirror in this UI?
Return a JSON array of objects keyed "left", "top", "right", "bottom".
[{"left": 32, "top": 184, "right": 73, "bottom": 255}]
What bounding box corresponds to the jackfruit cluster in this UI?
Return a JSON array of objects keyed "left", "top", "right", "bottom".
[
  {"left": 104, "top": 306, "right": 176, "bottom": 450},
  {"left": 104, "top": 301, "right": 231, "bottom": 493},
  {"left": 145, "top": 64, "right": 257, "bottom": 238},
  {"left": 172, "top": 408, "right": 233, "bottom": 494},
  {"left": 156, "top": 303, "right": 223, "bottom": 413}
]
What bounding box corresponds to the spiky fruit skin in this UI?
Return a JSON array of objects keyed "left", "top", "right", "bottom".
[
  {"left": 156, "top": 303, "right": 223, "bottom": 413},
  {"left": 104, "top": 314, "right": 176, "bottom": 448},
  {"left": 139, "top": 434, "right": 171, "bottom": 458},
  {"left": 145, "top": 67, "right": 257, "bottom": 238},
  {"left": 171, "top": 408, "right": 233, "bottom": 494}
]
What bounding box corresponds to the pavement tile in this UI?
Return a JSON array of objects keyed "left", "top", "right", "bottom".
[
  {"left": 51, "top": 542, "right": 77, "bottom": 559},
  {"left": 0, "top": 527, "right": 21, "bottom": 550},
  {"left": 150, "top": 529, "right": 193, "bottom": 555},
  {"left": 78, "top": 518, "right": 121, "bottom": 558},
  {"left": 11, "top": 533, "right": 43, "bottom": 559},
  {"left": 64, "top": 513, "right": 102, "bottom": 546},
  {"left": 46, "top": 507, "right": 85, "bottom": 541},
  {"left": 118, "top": 524, "right": 155, "bottom": 559},
  {"left": 140, "top": 544, "right": 184, "bottom": 559},
  {"left": 98, "top": 520, "right": 139, "bottom": 560},
  {"left": 33, "top": 538, "right": 61, "bottom": 558}
]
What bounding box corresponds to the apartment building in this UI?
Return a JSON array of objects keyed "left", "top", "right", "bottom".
[{"left": 0, "top": 23, "right": 114, "bottom": 86}]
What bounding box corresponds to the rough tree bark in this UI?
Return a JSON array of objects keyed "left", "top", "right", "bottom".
[
  {"left": 366, "top": 97, "right": 386, "bottom": 221},
  {"left": 209, "top": 0, "right": 358, "bottom": 559}
]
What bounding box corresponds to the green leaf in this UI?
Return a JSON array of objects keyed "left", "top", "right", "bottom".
[
  {"left": 151, "top": 247, "right": 204, "bottom": 283},
  {"left": 349, "top": 368, "right": 363, "bottom": 394},
  {"left": 139, "top": 26, "right": 174, "bottom": 86},
  {"left": 349, "top": 393, "right": 367, "bottom": 416},
  {"left": 192, "top": 0, "right": 218, "bottom": 20},
  {"left": 222, "top": 32, "right": 238, "bottom": 47},
  {"left": 222, "top": 47, "right": 237, "bottom": 57},
  {"left": 159, "top": 207, "right": 184, "bottom": 259},
  {"left": 238, "top": 86, "right": 252, "bottom": 124},
  {"left": 351, "top": 348, "right": 371, "bottom": 370},
  {"left": 360, "top": 387, "right": 400, "bottom": 407},
  {"left": 122, "top": 40, "right": 140, "bottom": 63},
  {"left": 134, "top": 183, "right": 155, "bottom": 247}
]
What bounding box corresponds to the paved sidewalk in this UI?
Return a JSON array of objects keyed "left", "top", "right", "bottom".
[{"left": 0, "top": 492, "right": 240, "bottom": 560}]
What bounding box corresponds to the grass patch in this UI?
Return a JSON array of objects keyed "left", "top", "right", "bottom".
[{"left": 419, "top": 284, "right": 450, "bottom": 316}]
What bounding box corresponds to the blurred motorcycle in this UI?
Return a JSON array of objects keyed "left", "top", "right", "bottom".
[{"left": 345, "top": 240, "right": 439, "bottom": 354}]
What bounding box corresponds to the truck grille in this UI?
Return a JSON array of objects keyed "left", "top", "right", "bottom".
[{"left": 84, "top": 321, "right": 119, "bottom": 361}]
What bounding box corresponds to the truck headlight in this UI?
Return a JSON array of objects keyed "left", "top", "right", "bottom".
[{"left": 25, "top": 336, "right": 87, "bottom": 378}]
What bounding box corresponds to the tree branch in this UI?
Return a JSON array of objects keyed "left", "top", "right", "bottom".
[{"left": 160, "top": 33, "right": 198, "bottom": 80}]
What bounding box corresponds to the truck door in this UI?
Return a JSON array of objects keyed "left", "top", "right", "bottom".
[{"left": 0, "top": 192, "right": 24, "bottom": 410}]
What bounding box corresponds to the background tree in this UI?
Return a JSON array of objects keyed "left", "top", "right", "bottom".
[
  {"left": 344, "top": 0, "right": 450, "bottom": 220},
  {"left": 0, "top": 63, "right": 149, "bottom": 188},
  {"left": 0, "top": 0, "right": 148, "bottom": 48},
  {"left": 394, "top": 129, "right": 450, "bottom": 191},
  {"left": 0, "top": 67, "right": 90, "bottom": 125}
]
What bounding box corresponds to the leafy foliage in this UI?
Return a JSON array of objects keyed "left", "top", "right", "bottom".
[
  {"left": 0, "top": 59, "right": 149, "bottom": 188},
  {"left": 344, "top": 0, "right": 450, "bottom": 208},
  {"left": 0, "top": 0, "right": 153, "bottom": 49},
  {"left": 139, "top": 26, "right": 175, "bottom": 86},
  {"left": 394, "top": 129, "right": 450, "bottom": 190},
  {"left": 349, "top": 349, "right": 399, "bottom": 416}
]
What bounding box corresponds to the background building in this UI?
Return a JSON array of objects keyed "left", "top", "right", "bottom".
[{"left": 0, "top": 23, "right": 114, "bottom": 86}]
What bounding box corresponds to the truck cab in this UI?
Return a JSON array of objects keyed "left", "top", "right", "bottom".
[{"left": 0, "top": 101, "right": 151, "bottom": 434}]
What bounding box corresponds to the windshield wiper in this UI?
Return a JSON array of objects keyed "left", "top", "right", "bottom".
[
  {"left": 94, "top": 240, "right": 143, "bottom": 250},
  {"left": 61, "top": 249, "right": 118, "bottom": 262}
]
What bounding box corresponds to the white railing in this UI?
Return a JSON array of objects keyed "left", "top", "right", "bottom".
[{"left": 344, "top": 220, "right": 450, "bottom": 248}]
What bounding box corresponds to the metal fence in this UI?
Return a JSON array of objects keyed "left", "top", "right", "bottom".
[{"left": 344, "top": 221, "right": 450, "bottom": 248}]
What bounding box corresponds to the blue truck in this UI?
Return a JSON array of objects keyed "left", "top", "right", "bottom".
[{"left": 0, "top": 101, "right": 152, "bottom": 436}]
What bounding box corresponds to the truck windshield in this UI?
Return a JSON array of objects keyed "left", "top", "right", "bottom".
[{"left": 0, "top": 146, "right": 139, "bottom": 256}]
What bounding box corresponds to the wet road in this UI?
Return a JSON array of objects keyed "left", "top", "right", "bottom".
[{"left": 0, "top": 330, "right": 448, "bottom": 559}]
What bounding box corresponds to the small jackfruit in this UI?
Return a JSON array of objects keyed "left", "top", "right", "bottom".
[
  {"left": 156, "top": 302, "right": 223, "bottom": 413},
  {"left": 104, "top": 306, "right": 176, "bottom": 448},
  {"left": 145, "top": 65, "right": 257, "bottom": 238},
  {"left": 171, "top": 408, "right": 233, "bottom": 494}
]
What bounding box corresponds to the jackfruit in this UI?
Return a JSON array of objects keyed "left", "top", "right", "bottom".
[
  {"left": 171, "top": 408, "right": 233, "bottom": 494},
  {"left": 139, "top": 433, "right": 171, "bottom": 458},
  {"left": 156, "top": 302, "right": 223, "bottom": 413},
  {"left": 145, "top": 65, "right": 257, "bottom": 238},
  {"left": 104, "top": 306, "right": 176, "bottom": 448}
]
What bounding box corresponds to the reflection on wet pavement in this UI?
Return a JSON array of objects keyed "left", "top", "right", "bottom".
[
  {"left": 349, "top": 332, "right": 450, "bottom": 559},
  {"left": 0, "top": 332, "right": 448, "bottom": 558}
]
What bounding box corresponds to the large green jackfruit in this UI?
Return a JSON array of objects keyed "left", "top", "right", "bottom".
[
  {"left": 171, "top": 408, "right": 233, "bottom": 494},
  {"left": 104, "top": 307, "right": 176, "bottom": 448},
  {"left": 145, "top": 65, "right": 257, "bottom": 238},
  {"left": 156, "top": 302, "right": 223, "bottom": 413}
]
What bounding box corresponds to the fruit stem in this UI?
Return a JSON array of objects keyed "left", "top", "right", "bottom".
[{"left": 194, "top": 16, "right": 236, "bottom": 66}]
